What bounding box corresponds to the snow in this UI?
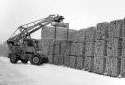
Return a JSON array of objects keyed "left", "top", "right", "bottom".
[{"left": 0, "top": 56, "right": 125, "bottom": 85}]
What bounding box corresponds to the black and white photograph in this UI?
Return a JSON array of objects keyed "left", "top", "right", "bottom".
[{"left": 0, "top": 0, "right": 125, "bottom": 85}]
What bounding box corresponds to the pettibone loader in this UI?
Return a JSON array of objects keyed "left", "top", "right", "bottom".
[{"left": 6, "top": 14, "right": 68, "bottom": 65}]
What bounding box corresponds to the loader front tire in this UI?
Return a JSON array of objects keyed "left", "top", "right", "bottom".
[
  {"left": 10, "top": 54, "right": 18, "bottom": 64},
  {"left": 30, "top": 55, "right": 41, "bottom": 65}
]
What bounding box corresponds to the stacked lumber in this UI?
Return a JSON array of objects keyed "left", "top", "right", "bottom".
[
  {"left": 53, "top": 55, "right": 59, "bottom": 65},
  {"left": 95, "top": 22, "right": 109, "bottom": 40},
  {"left": 47, "top": 40, "right": 61, "bottom": 55},
  {"left": 54, "top": 55, "right": 64, "bottom": 66},
  {"left": 76, "top": 56, "right": 84, "bottom": 70},
  {"left": 47, "top": 55, "right": 53, "bottom": 64},
  {"left": 42, "top": 26, "right": 54, "bottom": 39},
  {"left": 94, "top": 40, "right": 107, "bottom": 57},
  {"left": 47, "top": 40, "right": 55, "bottom": 55},
  {"left": 105, "top": 57, "right": 121, "bottom": 77},
  {"left": 122, "top": 38, "right": 125, "bottom": 57},
  {"left": 68, "top": 31, "right": 78, "bottom": 41},
  {"left": 53, "top": 40, "right": 61, "bottom": 55},
  {"left": 73, "top": 29, "right": 86, "bottom": 42},
  {"left": 121, "top": 58, "right": 125, "bottom": 77},
  {"left": 38, "top": 39, "right": 54, "bottom": 55},
  {"left": 60, "top": 40, "right": 72, "bottom": 55},
  {"left": 122, "top": 18, "right": 125, "bottom": 37},
  {"left": 85, "top": 27, "right": 96, "bottom": 42},
  {"left": 107, "top": 38, "right": 122, "bottom": 57},
  {"left": 85, "top": 41, "right": 95, "bottom": 56},
  {"left": 93, "top": 56, "right": 106, "bottom": 74},
  {"left": 108, "top": 20, "right": 123, "bottom": 38},
  {"left": 70, "top": 42, "right": 85, "bottom": 56},
  {"left": 63, "top": 55, "right": 70, "bottom": 67},
  {"left": 69, "top": 56, "right": 76, "bottom": 68},
  {"left": 42, "top": 26, "right": 76, "bottom": 40},
  {"left": 84, "top": 56, "right": 94, "bottom": 72}
]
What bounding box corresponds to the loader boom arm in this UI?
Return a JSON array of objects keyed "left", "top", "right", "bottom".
[{"left": 7, "top": 14, "right": 64, "bottom": 42}]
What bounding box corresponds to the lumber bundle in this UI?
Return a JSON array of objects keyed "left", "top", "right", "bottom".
[
  {"left": 42, "top": 26, "right": 54, "bottom": 39},
  {"left": 42, "top": 26, "right": 68, "bottom": 40},
  {"left": 70, "top": 42, "right": 85, "bottom": 56},
  {"left": 47, "top": 55, "right": 53, "bottom": 64},
  {"left": 39, "top": 39, "right": 54, "bottom": 55},
  {"left": 57, "top": 55, "right": 64, "bottom": 66},
  {"left": 47, "top": 40, "right": 61, "bottom": 55},
  {"left": 63, "top": 55, "right": 70, "bottom": 67},
  {"left": 68, "top": 31, "right": 78, "bottom": 41},
  {"left": 53, "top": 40, "right": 61, "bottom": 55},
  {"left": 122, "top": 38, "right": 125, "bottom": 57},
  {"left": 105, "top": 57, "right": 121, "bottom": 77},
  {"left": 122, "top": 18, "right": 125, "bottom": 37},
  {"left": 85, "top": 27, "right": 96, "bottom": 42},
  {"left": 108, "top": 20, "right": 123, "bottom": 38},
  {"left": 76, "top": 56, "right": 84, "bottom": 70},
  {"left": 73, "top": 29, "right": 86, "bottom": 42},
  {"left": 69, "top": 56, "right": 76, "bottom": 68},
  {"left": 121, "top": 58, "right": 125, "bottom": 77},
  {"left": 95, "top": 22, "right": 109, "bottom": 40},
  {"left": 60, "top": 40, "right": 72, "bottom": 55},
  {"left": 94, "top": 40, "right": 107, "bottom": 57},
  {"left": 42, "top": 26, "right": 77, "bottom": 40},
  {"left": 47, "top": 40, "right": 54, "bottom": 55},
  {"left": 85, "top": 41, "right": 95, "bottom": 56},
  {"left": 53, "top": 55, "right": 59, "bottom": 65},
  {"left": 107, "top": 38, "right": 122, "bottom": 57},
  {"left": 93, "top": 56, "right": 106, "bottom": 74},
  {"left": 84, "top": 56, "right": 94, "bottom": 72}
]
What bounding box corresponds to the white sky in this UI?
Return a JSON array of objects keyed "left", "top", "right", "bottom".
[{"left": 0, "top": 0, "right": 125, "bottom": 42}]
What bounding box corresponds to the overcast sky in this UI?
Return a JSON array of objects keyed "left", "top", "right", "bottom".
[{"left": 0, "top": 0, "right": 125, "bottom": 42}]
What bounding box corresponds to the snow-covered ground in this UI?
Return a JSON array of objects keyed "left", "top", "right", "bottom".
[{"left": 0, "top": 56, "right": 125, "bottom": 85}]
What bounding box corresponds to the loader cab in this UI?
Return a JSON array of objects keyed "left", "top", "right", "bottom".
[{"left": 23, "top": 38, "right": 39, "bottom": 51}]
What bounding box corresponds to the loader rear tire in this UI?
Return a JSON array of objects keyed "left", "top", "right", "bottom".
[
  {"left": 10, "top": 54, "right": 18, "bottom": 64},
  {"left": 30, "top": 55, "right": 41, "bottom": 65}
]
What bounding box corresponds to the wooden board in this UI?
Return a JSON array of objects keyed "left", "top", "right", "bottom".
[
  {"left": 108, "top": 20, "right": 123, "bottom": 38},
  {"left": 69, "top": 56, "right": 76, "bottom": 69},
  {"left": 94, "top": 40, "right": 107, "bottom": 57},
  {"left": 84, "top": 56, "right": 94, "bottom": 72},
  {"left": 85, "top": 41, "right": 95, "bottom": 56},
  {"left": 63, "top": 55, "right": 70, "bottom": 67},
  {"left": 85, "top": 27, "right": 96, "bottom": 42},
  {"left": 95, "top": 22, "right": 109, "bottom": 40},
  {"left": 107, "top": 38, "right": 122, "bottom": 57},
  {"left": 121, "top": 58, "right": 125, "bottom": 77},
  {"left": 93, "top": 56, "right": 106, "bottom": 74},
  {"left": 105, "top": 57, "right": 121, "bottom": 77},
  {"left": 70, "top": 42, "right": 85, "bottom": 56},
  {"left": 76, "top": 56, "right": 84, "bottom": 70}
]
